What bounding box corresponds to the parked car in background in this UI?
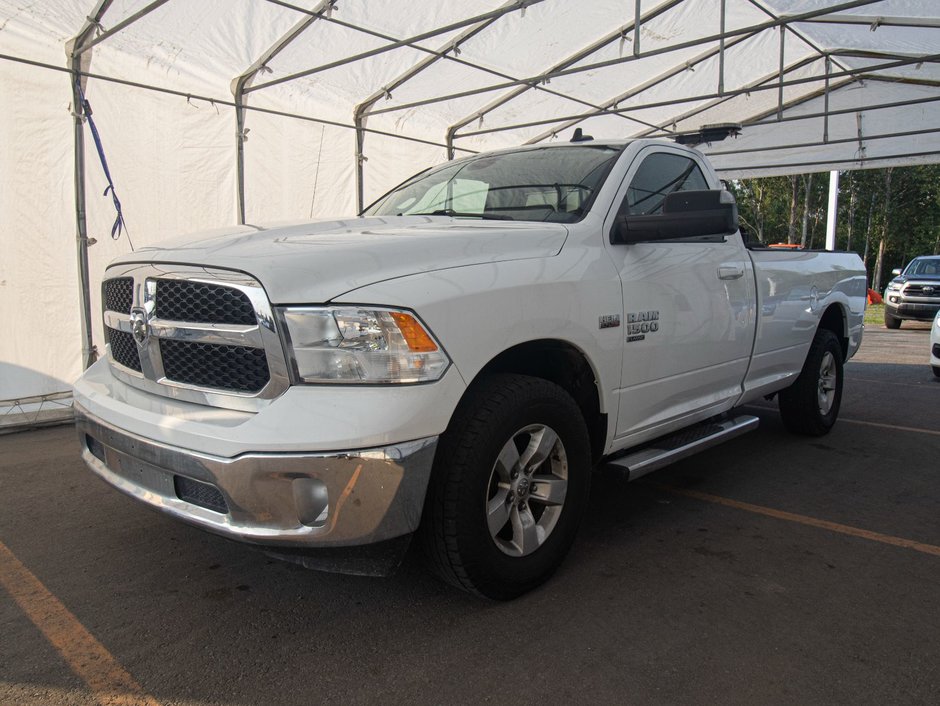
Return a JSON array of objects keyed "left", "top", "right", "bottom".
[
  {"left": 931, "top": 310, "right": 940, "bottom": 378},
  {"left": 883, "top": 256, "right": 940, "bottom": 328}
]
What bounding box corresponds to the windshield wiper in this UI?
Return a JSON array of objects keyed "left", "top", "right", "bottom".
[{"left": 410, "top": 209, "right": 514, "bottom": 221}]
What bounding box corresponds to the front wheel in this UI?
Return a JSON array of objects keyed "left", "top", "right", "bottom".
[
  {"left": 884, "top": 310, "right": 902, "bottom": 329},
  {"left": 932, "top": 365, "right": 940, "bottom": 379},
  {"left": 421, "top": 374, "right": 591, "bottom": 600},
  {"left": 778, "top": 328, "right": 844, "bottom": 436}
]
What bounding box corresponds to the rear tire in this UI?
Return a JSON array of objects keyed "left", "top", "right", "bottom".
[
  {"left": 778, "top": 329, "right": 844, "bottom": 436},
  {"left": 933, "top": 366, "right": 940, "bottom": 379},
  {"left": 421, "top": 374, "right": 591, "bottom": 600},
  {"left": 884, "top": 310, "right": 902, "bottom": 329}
]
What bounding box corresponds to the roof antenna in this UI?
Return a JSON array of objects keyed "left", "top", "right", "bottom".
[{"left": 570, "top": 127, "right": 593, "bottom": 142}]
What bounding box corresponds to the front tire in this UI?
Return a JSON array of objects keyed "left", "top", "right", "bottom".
[
  {"left": 778, "top": 328, "right": 844, "bottom": 436},
  {"left": 932, "top": 365, "right": 940, "bottom": 379},
  {"left": 421, "top": 374, "right": 591, "bottom": 600},
  {"left": 884, "top": 310, "right": 902, "bottom": 329}
]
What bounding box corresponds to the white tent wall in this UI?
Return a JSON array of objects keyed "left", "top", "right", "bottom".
[
  {"left": 1, "top": 0, "right": 939, "bottom": 428},
  {"left": 0, "top": 57, "right": 81, "bottom": 409},
  {"left": 242, "top": 111, "right": 355, "bottom": 221}
]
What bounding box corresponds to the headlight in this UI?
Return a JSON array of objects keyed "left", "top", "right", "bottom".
[
  {"left": 886, "top": 282, "right": 901, "bottom": 292},
  {"left": 278, "top": 306, "right": 449, "bottom": 384},
  {"left": 935, "top": 313, "right": 940, "bottom": 329}
]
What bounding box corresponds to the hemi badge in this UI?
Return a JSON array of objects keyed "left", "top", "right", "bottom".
[{"left": 599, "top": 314, "right": 621, "bottom": 329}]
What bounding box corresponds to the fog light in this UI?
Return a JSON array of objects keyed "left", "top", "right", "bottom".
[
  {"left": 889, "top": 296, "right": 899, "bottom": 303},
  {"left": 292, "top": 478, "right": 329, "bottom": 527}
]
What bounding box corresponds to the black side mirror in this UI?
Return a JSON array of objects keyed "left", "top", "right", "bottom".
[{"left": 611, "top": 189, "right": 739, "bottom": 244}]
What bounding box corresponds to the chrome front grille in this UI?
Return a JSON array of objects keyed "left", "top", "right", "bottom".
[
  {"left": 101, "top": 265, "right": 289, "bottom": 411},
  {"left": 107, "top": 328, "right": 142, "bottom": 372},
  {"left": 104, "top": 277, "right": 134, "bottom": 314},
  {"left": 155, "top": 279, "right": 257, "bottom": 325},
  {"left": 903, "top": 282, "right": 940, "bottom": 298},
  {"left": 159, "top": 339, "right": 269, "bottom": 392}
]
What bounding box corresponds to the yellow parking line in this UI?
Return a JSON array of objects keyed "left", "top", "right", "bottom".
[
  {"left": 837, "top": 417, "right": 940, "bottom": 437},
  {"left": 743, "top": 404, "right": 940, "bottom": 436},
  {"left": 659, "top": 486, "right": 940, "bottom": 558},
  {"left": 0, "top": 540, "right": 160, "bottom": 706}
]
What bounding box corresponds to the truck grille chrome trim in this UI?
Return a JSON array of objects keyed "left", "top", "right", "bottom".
[{"left": 101, "top": 264, "right": 290, "bottom": 411}]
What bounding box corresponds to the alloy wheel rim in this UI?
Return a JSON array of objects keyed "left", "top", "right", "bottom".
[
  {"left": 485, "top": 424, "right": 568, "bottom": 557},
  {"left": 817, "top": 351, "right": 837, "bottom": 415}
]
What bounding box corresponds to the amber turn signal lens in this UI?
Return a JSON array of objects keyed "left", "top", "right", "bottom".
[{"left": 390, "top": 312, "right": 439, "bottom": 352}]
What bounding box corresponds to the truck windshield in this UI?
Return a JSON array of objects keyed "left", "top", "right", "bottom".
[
  {"left": 363, "top": 145, "right": 623, "bottom": 224},
  {"left": 904, "top": 257, "right": 940, "bottom": 276}
]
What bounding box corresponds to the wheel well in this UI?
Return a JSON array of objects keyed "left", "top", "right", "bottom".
[
  {"left": 475, "top": 340, "right": 606, "bottom": 463},
  {"left": 818, "top": 304, "right": 848, "bottom": 359}
]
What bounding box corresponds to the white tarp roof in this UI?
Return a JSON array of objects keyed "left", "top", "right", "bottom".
[{"left": 1, "top": 0, "right": 939, "bottom": 423}]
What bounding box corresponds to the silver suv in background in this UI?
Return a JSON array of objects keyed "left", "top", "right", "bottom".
[{"left": 884, "top": 256, "right": 940, "bottom": 329}]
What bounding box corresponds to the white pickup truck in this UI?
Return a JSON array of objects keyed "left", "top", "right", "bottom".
[{"left": 75, "top": 139, "right": 866, "bottom": 599}]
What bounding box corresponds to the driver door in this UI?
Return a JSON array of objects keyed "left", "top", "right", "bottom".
[{"left": 607, "top": 147, "right": 755, "bottom": 441}]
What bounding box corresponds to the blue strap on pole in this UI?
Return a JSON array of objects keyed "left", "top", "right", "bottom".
[{"left": 76, "top": 81, "right": 131, "bottom": 245}]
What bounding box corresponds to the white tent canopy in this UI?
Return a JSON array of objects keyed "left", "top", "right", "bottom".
[{"left": 1, "top": 0, "right": 939, "bottom": 426}]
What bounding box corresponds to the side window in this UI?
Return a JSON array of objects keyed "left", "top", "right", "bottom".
[{"left": 621, "top": 153, "right": 709, "bottom": 216}]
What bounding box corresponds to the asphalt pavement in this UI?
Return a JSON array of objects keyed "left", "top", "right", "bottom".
[{"left": 1, "top": 325, "right": 938, "bottom": 705}]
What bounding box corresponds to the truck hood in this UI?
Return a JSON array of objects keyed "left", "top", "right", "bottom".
[
  {"left": 115, "top": 216, "right": 568, "bottom": 303},
  {"left": 891, "top": 274, "right": 940, "bottom": 285}
]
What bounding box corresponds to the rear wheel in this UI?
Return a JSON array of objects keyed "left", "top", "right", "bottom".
[
  {"left": 884, "top": 310, "right": 902, "bottom": 329},
  {"left": 778, "top": 328, "right": 844, "bottom": 436},
  {"left": 421, "top": 374, "right": 591, "bottom": 600}
]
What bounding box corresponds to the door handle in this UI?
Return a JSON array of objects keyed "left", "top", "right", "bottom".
[{"left": 718, "top": 264, "right": 744, "bottom": 280}]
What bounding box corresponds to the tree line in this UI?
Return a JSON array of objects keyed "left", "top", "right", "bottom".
[{"left": 728, "top": 165, "right": 940, "bottom": 291}]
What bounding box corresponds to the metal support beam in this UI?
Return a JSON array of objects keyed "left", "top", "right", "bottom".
[
  {"left": 778, "top": 26, "right": 785, "bottom": 119},
  {"left": 718, "top": 0, "right": 726, "bottom": 95},
  {"left": 445, "top": 0, "right": 686, "bottom": 142},
  {"left": 745, "top": 0, "right": 855, "bottom": 97},
  {"left": 826, "top": 170, "right": 840, "bottom": 250},
  {"left": 523, "top": 29, "right": 759, "bottom": 145},
  {"left": 66, "top": 0, "right": 113, "bottom": 371},
  {"left": 370, "top": 0, "right": 880, "bottom": 122},
  {"left": 231, "top": 0, "right": 334, "bottom": 224},
  {"left": 702, "top": 126, "right": 940, "bottom": 159},
  {"left": 713, "top": 149, "right": 940, "bottom": 174},
  {"left": 461, "top": 53, "right": 936, "bottom": 141},
  {"left": 353, "top": 0, "right": 517, "bottom": 211},
  {"left": 1, "top": 50, "right": 476, "bottom": 154},
  {"left": 747, "top": 88, "right": 940, "bottom": 128},
  {"left": 823, "top": 55, "right": 831, "bottom": 143},
  {"left": 73, "top": 0, "right": 170, "bottom": 55},
  {"left": 247, "top": 0, "right": 543, "bottom": 94},
  {"left": 633, "top": 0, "right": 641, "bottom": 57},
  {"left": 800, "top": 14, "right": 940, "bottom": 29},
  {"left": 646, "top": 51, "right": 940, "bottom": 144}
]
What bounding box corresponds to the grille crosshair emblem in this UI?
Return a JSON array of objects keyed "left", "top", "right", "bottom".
[
  {"left": 923, "top": 286, "right": 935, "bottom": 296},
  {"left": 130, "top": 309, "right": 149, "bottom": 347}
]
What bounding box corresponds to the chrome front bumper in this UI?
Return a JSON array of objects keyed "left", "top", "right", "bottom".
[{"left": 75, "top": 404, "right": 437, "bottom": 548}]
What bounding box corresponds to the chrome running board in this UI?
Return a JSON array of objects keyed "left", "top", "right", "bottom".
[{"left": 604, "top": 415, "right": 759, "bottom": 481}]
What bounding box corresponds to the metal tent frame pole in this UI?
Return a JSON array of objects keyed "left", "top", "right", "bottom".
[
  {"left": 364, "top": 0, "right": 881, "bottom": 124},
  {"left": 454, "top": 54, "right": 937, "bottom": 141},
  {"left": 826, "top": 170, "right": 840, "bottom": 250},
  {"left": 67, "top": 0, "right": 113, "bottom": 371},
  {"left": 66, "top": 0, "right": 174, "bottom": 371},
  {"left": 231, "top": 0, "right": 336, "bottom": 225},
  {"left": 444, "top": 0, "right": 687, "bottom": 152},
  {"left": 352, "top": 0, "right": 521, "bottom": 212}
]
